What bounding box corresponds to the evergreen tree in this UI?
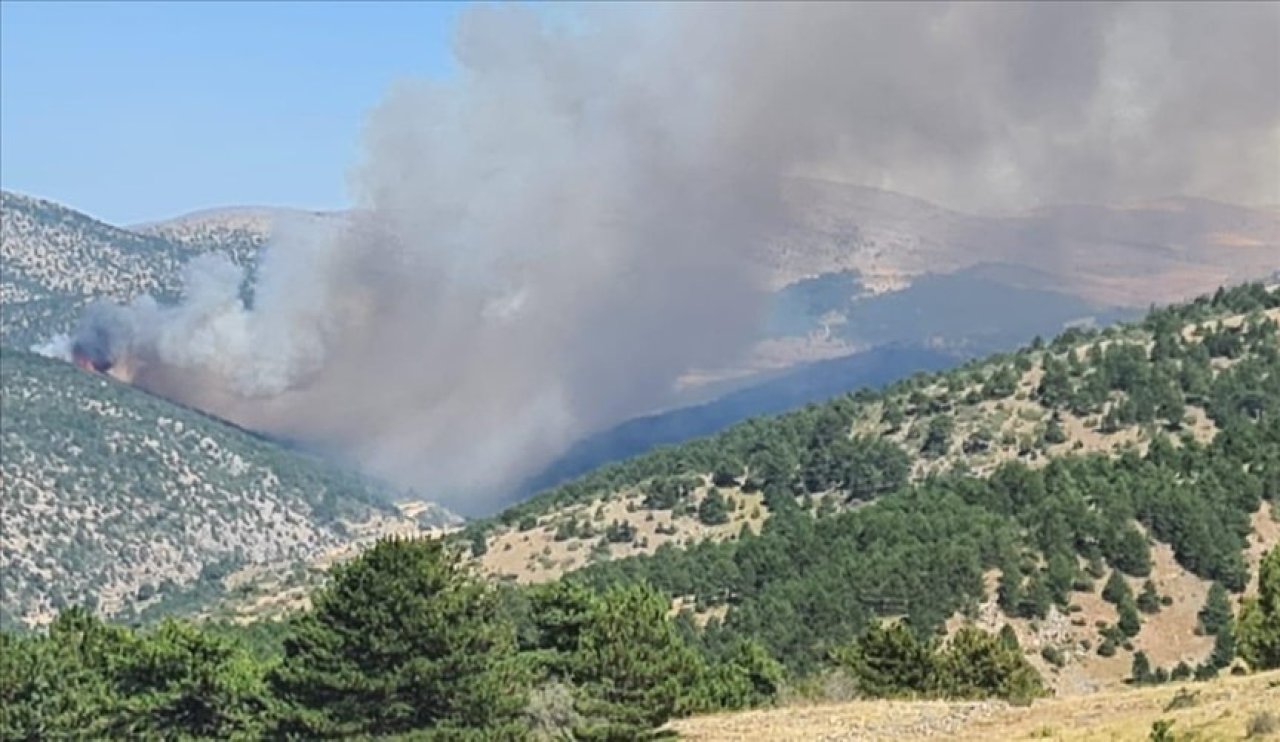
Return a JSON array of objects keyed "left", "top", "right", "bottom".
[
  {"left": 1198, "top": 583, "right": 1233, "bottom": 636},
  {"left": 1102, "top": 571, "right": 1132, "bottom": 605},
  {"left": 1137, "top": 580, "right": 1161, "bottom": 614},
  {"left": 834, "top": 622, "right": 937, "bottom": 698},
  {"left": 1238, "top": 547, "right": 1280, "bottom": 669},
  {"left": 0, "top": 608, "right": 126, "bottom": 739},
  {"left": 921, "top": 415, "right": 954, "bottom": 458},
  {"left": 698, "top": 490, "right": 731, "bottom": 526},
  {"left": 997, "top": 559, "right": 1024, "bottom": 616},
  {"left": 571, "top": 583, "right": 706, "bottom": 740},
  {"left": 935, "top": 627, "right": 1043, "bottom": 704},
  {"left": 1117, "top": 598, "right": 1142, "bottom": 638},
  {"left": 1129, "top": 651, "right": 1152, "bottom": 684},
  {"left": 1208, "top": 625, "right": 1236, "bottom": 670},
  {"left": 108, "top": 619, "right": 271, "bottom": 739},
  {"left": 269, "top": 537, "right": 529, "bottom": 738}
]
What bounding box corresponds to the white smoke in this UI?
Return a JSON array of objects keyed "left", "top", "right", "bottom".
[{"left": 63, "top": 3, "right": 1280, "bottom": 512}]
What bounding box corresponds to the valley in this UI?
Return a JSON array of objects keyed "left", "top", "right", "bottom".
[{"left": 2, "top": 188, "right": 1278, "bottom": 737}]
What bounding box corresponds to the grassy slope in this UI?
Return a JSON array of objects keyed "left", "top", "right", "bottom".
[{"left": 669, "top": 668, "right": 1280, "bottom": 741}]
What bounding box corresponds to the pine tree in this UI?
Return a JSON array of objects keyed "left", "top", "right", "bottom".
[
  {"left": 1137, "top": 580, "right": 1161, "bottom": 614},
  {"left": 1102, "top": 571, "right": 1132, "bottom": 605},
  {"left": 108, "top": 619, "right": 271, "bottom": 739},
  {"left": 1238, "top": 547, "right": 1280, "bottom": 669},
  {"left": 834, "top": 622, "right": 937, "bottom": 698},
  {"left": 1117, "top": 597, "right": 1142, "bottom": 638},
  {"left": 698, "top": 489, "right": 731, "bottom": 526},
  {"left": 269, "top": 537, "right": 529, "bottom": 738},
  {"left": 935, "top": 627, "right": 1043, "bottom": 704},
  {"left": 571, "top": 583, "right": 707, "bottom": 740},
  {"left": 1198, "top": 583, "right": 1233, "bottom": 636},
  {"left": 1129, "top": 651, "right": 1152, "bottom": 684},
  {"left": 1209, "top": 625, "right": 1236, "bottom": 670}
]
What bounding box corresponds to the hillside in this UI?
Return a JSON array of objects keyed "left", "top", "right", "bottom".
[
  {"left": 8, "top": 185, "right": 1275, "bottom": 389},
  {"left": 772, "top": 178, "right": 1280, "bottom": 307},
  {"left": 467, "top": 282, "right": 1280, "bottom": 692},
  {"left": 0, "top": 192, "right": 263, "bottom": 348},
  {"left": 669, "top": 668, "right": 1280, "bottom": 740},
  {"left": 0, "top": 348, "right": 456, "bottom": 628},
  {"left": 5, "top": 284, "right": 1279, "bottom": 740},
  {"left": 512, "top": 345, "right": 959, "bottom": 501}
]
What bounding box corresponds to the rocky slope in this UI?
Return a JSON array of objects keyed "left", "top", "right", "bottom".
[{"left": 0, "top": 348, "right": 455, "bottom": 627}]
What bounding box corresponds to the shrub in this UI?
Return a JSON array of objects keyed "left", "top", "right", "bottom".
[{"left": 1247, "top": 711, "right": 1279, "bottom": 738}]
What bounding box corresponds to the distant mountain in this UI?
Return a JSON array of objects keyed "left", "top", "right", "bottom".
[
  {"left": 771, "top": 178, "right": 1280, "bottom": 308},
  {"left": 0, "top": 348, "right": 456, "bottom": 628},
  {"left": 6, "top": 183, "right": 1274, "bottom": 363}
]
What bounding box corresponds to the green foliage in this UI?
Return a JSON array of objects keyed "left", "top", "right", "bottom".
[
  {"left": 1137, "top": 580, "right": 1162, "bottom": 614},
  {"left": 269, "top": 537, "right": 529, "bottom": 738},
  {"left": 1198, "top": 583, "right": 1233, "bottom": 636},
  {"left": 1103, "top": 571, "right": 1132, "bottom": 605},
  {"left": 1117, "top": 598, "right": 1143, "bottom": 638},
  {"left": 832, "top": 622, "right": 938, "bottom": 698},
  {"left": 7, "top": 282, "right": 1280, "bottom": 738},
  {"left": 1149, "top": 718, "right": 1176, "bottom": 742},
  {"left": 698, "top": 489, "right": 732, "bottom": 526},
  {"left": 936, "top": 627, "right": 1043, "bottom": 704},
  {"left": 568, "top": 583, "right": 707, "bottom": 740},
  {"left": 832, "top": 623, "right": 1042, "bottom": 704},
  {"left": 1208, "top": 625, "right": 1236, "bottom": 669},
  {"left": 1238, "top": 547, "right": 1280, "bottom": 670},
  {"left": 921, "top": 414, "right": 955, "bottom": 457},
  {"left": 518, "top": 580, "right": 771, "bottom": 737},
  {"left": 0, "top": 608, "right": 270, "bottom": 741},
  {"left": 1130, "top": 651, "right": 1153, "bottom": 684}
]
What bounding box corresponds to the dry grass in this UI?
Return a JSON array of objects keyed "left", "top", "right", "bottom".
[
  {"left": 669, "top": 669, "right": 1280, "bottom": 741},
  {"left": 478, "top": 486, "right": 763, "bottom": 584}
]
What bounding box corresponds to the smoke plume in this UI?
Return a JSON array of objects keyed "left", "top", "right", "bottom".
[{"left": 60, "top": 3, "right": 1280, "bottom": 512}]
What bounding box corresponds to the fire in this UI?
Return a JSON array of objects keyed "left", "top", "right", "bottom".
[
  {"left": 73, "top": 353, "right": 98, "bottom": 373},
  {"left": 71, "top": 344, "right": 113, "bottom": 375}
]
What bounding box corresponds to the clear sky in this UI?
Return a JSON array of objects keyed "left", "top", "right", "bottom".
[{"left": 1, "top": 1, "right": 465, "bottom": 225}]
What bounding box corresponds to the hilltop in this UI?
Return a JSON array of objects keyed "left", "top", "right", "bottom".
[
  {"left": 0, "top": 347, "right": 456, "bottom": 628},
  {"left": 0, "top": 191, "right": 261, "bottom": 348}
]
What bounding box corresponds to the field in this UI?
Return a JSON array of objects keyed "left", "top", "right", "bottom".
[{"left": 669, "top": 669, "right": 1280, "bottom": 740}]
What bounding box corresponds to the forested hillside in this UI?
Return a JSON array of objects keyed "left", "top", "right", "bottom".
[
  {"left": 465, "top": 282, "right": 1280, "bottom": 683},
  {"left": 4, "top": 283, "right": 1280, "bottom": 740},
  {"left": 0, "top": 348, "right": 455, "bottom": 628}
]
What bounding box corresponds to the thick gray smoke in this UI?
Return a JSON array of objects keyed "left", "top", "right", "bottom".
[{"left": 61, "top": 3, "right": 1279, "bottom": 512}]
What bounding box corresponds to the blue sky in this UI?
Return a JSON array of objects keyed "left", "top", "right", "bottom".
[{"left": 1, "top": 1, "right": 465, "bottom": 224}]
